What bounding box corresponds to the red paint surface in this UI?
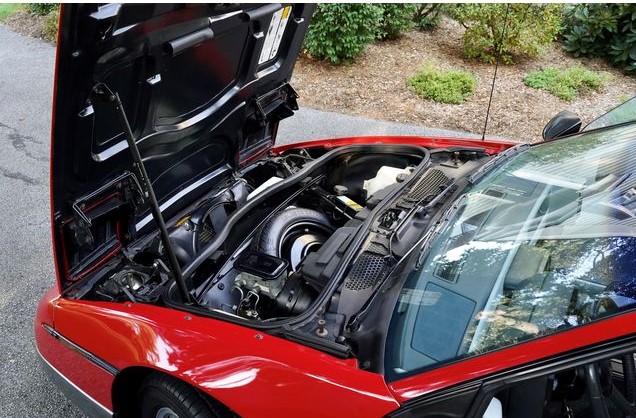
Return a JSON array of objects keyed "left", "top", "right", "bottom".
[
  {"left": 38, "top": 292, "right": 400, "bottom": 417},
  {"left": 272, "top": 135, "right": 516, "bottom": 156},
  {"left": 34, "top": 288, "right": 115, "bottom": 410},
  {"left": 37, "top": 282, "right": 636, "bottom": 416}
]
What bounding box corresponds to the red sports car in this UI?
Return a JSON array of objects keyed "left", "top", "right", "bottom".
[{"left": 36, "top": 3, "right": 636, "bottom": 418}]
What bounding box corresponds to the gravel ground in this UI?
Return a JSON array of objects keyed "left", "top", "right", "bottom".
[
  {"left": 292, "top": 18, "right": 636, "bottom": 143},
  {"left": 0, "top": 24, "right": 85, "bottom": 417}
]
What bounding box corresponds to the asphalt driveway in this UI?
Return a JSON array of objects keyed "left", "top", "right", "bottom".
[{"left": 0, "top": 24, "right": 487, "bottom": 417}]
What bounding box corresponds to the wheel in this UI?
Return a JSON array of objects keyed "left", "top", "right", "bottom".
[{"left": 138, "top": 373, "right": 222, "bottom": 418}]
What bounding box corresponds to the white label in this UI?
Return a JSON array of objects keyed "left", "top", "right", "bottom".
[
  {"left": 258, "top": 6, "right": 292, "bottom": 65},
  {"left": 269, "top": 6, "right": 292, "bottom": 60}
]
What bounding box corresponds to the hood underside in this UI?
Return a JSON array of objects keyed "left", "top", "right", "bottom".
[
  {"left": 53, "top": 3, "right": 312, "bottom": 214},
  {"left": 51, "top": 3, "right": 313, "bottom": 287}
]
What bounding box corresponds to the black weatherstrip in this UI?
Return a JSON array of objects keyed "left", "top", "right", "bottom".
[{"left": 42, "top": 324, "right": 119, "bottom": 376}]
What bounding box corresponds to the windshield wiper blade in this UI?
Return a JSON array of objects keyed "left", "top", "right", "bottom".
[{"left": 416, "top": 194, "right": 467, "bottom": 266}]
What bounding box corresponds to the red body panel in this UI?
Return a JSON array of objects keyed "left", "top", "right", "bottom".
[
  {"left": 35, "top": 288, "right": 115, "bottom": 410},
  {"left": 37, "top": 289, "right": 399, "bottom": 417},
  {"left": 271, "top": 135, "right": 516, "bottom": 156}
]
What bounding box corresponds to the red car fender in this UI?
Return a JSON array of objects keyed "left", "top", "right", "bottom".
[{"left": 38, "top": 292, "right": 400, "bottom": 417}]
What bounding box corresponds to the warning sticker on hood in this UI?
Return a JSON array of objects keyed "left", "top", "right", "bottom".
[{"left": 259, "top": 6, "right": 292, "bottom": 65}]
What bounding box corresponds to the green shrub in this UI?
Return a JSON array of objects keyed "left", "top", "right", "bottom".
[
  {"left": 304, "top": 4, "right": 383, "bottom": 64},
  {"left": 26, "top": 3, "right": 57, "bottom": 16},
  {"left": 413, "top": 4, "right": 445, "bottom": 31},
  {"left": 42, "top": 6, "right": 59, "bottom": 43},
  {"left": 449, "top": 4, "right": 563, "bottom": 64},
  {"left": 407, "top": 64, "right": 476, "bottom": 104},
  {"left": 524, "top": 67, "right": 611, "bottom": 101},
  {"left": 562, "top": 4, "right": 636, "bottom": 72},
  {"left": 376, "top": 4, "right": 416, "bottom": 40}
]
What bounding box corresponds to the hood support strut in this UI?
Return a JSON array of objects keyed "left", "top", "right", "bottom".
[{"left": 91, "top": 83, "right": 192, "bottom": 304}]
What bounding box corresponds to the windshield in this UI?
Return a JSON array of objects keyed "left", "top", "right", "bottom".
[{"left": 386, "top": 122, "right": 636, "bottom": 379}]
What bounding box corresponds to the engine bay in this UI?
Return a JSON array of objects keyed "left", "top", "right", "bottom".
[{"left": 65, "top": 143, "right": 489, "bottom": 347}]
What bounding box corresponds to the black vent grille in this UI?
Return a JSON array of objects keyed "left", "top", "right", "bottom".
[
  {"left": 344, "top": 252, "right": 392, "bottom": 291},
  {"left": 367, "top": 242, "right": 388, "bottom": 255},
  {"left": 406, "top": 169, "right": 448, "bottom": 202},
  {"left": 198, "top": 221, "right": 215, "bottom": 244}
]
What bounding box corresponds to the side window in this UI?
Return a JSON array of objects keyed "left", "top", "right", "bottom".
[{"left": 474, "top": 352, "right": 636, "bottom": 418}]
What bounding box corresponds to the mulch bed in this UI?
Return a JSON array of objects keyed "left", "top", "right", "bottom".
[{"left": 291, "top": 18, "right": 636, "bottom": 143}]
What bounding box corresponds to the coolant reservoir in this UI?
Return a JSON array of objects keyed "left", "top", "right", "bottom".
[{"left": 363, "top": 166, "right": 412, "bottom": 198}]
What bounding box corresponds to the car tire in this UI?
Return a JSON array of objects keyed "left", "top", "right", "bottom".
[{"left": 138, "top": 373, "right": 223, "bottom": 418}]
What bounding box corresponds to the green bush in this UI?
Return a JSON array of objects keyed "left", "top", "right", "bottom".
[
  {"left": 449, "top": 4, "right": 563, "bottom": 64},
  {"left": 376, "top": 4, "right": 416, "bottom": 40},
  {"left": 407, "top": 64, "right": 476, "bottom": 104},
  {"left": 524, "top": 67, "right": 611, "bottom": 101},
  {"left": 413, "top": 4, "right": 445, "bottom": 31},
  {"left": 42, "top": 6, "right": 59, "bottom": 43},
  {"left": 562, "top": 4, "right": 636, "bottom": 72},
  {"left": 304, "top": 4, "right": 383, "bottom": 64},
  {"left": 26, "top": 3, "right": 57, "bottom": 16}
]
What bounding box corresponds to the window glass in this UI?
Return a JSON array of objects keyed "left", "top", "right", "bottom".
[
  {"left": 387, "top": 123, "right": 636, "bottom": 378},
  {"left": 584, "top": 96, "right": 636, "bottom": 131}
]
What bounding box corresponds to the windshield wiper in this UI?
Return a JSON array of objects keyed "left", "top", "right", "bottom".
[{"left": 469, "top": 144, "right": 530, "bottom": 185}]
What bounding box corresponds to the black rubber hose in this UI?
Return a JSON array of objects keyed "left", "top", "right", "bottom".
[
  {"left": 623, "top": 354, "right": 636, "bottom": 405},
  {"left": 255, "top": 208, "right": 333, "bottom": 257}
]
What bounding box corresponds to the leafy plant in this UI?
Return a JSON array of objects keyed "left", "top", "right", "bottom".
[
  {"left": 304, "top": 4, "right": 383, "bottom": 64},
  {"left": 26, "top": 3, "right": 57, "bottom": 16},
  {"left": 448, "top": 4, "right": 563, "bottom": 64},
  {"left": 413, "top": 4, "right": 445, "bottom": 31},
  {"left": 562, "top": 4, "right": 636, "bottom": 72},
  {"left": 376, "top": 4, "right": 416, "bottom": 40},
  {"left": 407, "top": 64, "right": 476, "bottom": 104},
  {"left": 523, "top": 67, "right": 611, "bottom": 101},
  {"left": 42, "top": 5, "right": 60, "bottom": 43}
]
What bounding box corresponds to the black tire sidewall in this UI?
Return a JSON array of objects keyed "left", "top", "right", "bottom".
[{"left": 138, "top": 375, "right": 218, "bottom": 418}]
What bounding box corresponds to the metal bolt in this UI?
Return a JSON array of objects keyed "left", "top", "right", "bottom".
[{"left": 316, "top": 319, "right": 328, "bottom": 337}]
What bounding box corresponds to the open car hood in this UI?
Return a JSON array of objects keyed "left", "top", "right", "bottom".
[{"left": 51, "top": 3, "right": 313, "bottom": 288}]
